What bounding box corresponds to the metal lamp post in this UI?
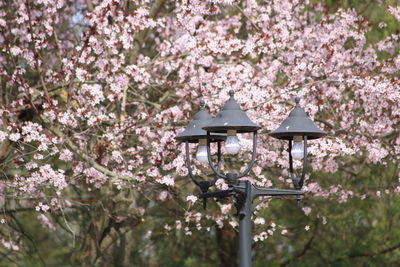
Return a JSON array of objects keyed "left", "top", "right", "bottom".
[{"left": 175, "top": 92, "right": 325, "bottom": 267}]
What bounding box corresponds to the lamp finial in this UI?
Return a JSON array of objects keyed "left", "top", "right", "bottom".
[
  {"left": 200, "top": 100, "right": 205, "bottom": 109},
  {"left": 295, "top": 96, "right": 300, "bottom": 105}
]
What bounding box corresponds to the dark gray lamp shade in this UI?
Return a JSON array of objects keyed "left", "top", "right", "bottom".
[
  {"left": 175, "top": 100, "right": 226, "bottom": 143},
  {"left": 269, "top": 97, "right": 325, "bottom": 140},
  {"left": 202, "top": 90, "right": 261, "bottom": 133}
]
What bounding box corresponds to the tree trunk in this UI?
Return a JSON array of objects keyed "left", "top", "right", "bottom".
[{"left": 216, "top": 224, "right": 239, "bottom": 267}]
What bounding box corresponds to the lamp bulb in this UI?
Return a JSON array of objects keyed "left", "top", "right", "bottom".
[
  {"left": 225, "top": 130, "right": 240, "bottom": 154},
  {"left": 196, "top": 139, "right": 209, "bottom": 163},
  {"left": 196, "top": 145, "right": 209, "bottom": 163},
  {"left": 291, "top": 138, "right": 304, "bottom": 160}
]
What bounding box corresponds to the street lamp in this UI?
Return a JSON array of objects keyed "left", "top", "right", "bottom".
[
  {"left": 269, "top": 96, "right": 325, "bottom": 191},
  {"left": 175, "top": 92, "right": 325, "bottom": 267},
  {"left": 175, "top": 100, "right": 226, "bottom": 194}
]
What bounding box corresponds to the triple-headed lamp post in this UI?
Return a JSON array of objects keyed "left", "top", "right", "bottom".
[{"left": 175, "top": 91, "right": 325, "bottom": 267}]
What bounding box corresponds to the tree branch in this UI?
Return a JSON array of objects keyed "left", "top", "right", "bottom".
[
  {"left": 347, "top": 243, "right": 400, "bottom": 258},
  {"left": 25, "top": 0, "right": 49, "bottom": 98},
  {"left": 49, "top": 126, "right": 136, "bottom": 183},
  {"left": 121, "top": 0, "right": 165, "bottom": 120}
]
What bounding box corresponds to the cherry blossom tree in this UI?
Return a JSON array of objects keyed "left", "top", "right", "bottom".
[{"left": 0, "top": 0, "right": 399, "bottom": 265}]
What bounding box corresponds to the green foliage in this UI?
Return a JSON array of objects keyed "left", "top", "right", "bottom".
[{"left": 322, "top": 0, "right": 400, "bottom": 46}]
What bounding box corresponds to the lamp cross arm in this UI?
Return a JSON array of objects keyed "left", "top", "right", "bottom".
[
  {"left": 199, "top": 189, "right": 235, "bottom": 199},
  {"left": 251, "top": 187, "right": 304, "bottom": 200},
  {"left": 233, "top": 183, "right": 304, "bottom": 201}
]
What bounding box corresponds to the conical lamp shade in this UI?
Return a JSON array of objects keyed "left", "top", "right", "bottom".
[
  {"left": 203, "top": 90, "right": 261, "bottom": 133},
  {"left": 269, "top": 97, "right": 325, "bottom": 140},
  {"left": 175, "top": 100, "right": 226, "bottom": 143}
]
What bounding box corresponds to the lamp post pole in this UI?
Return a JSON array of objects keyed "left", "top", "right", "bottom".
[
  {"left": 237, "top": 180, "right": 303, "bottom": 267},
  {"left": 200, "top": 179, "right": 304, "bottom": 267},
  {"left": 175, "top": 92, "right": 325, "bottom": 267},
  {"left": 238, "top": 180, "right": 252, "bottom": 267}
]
